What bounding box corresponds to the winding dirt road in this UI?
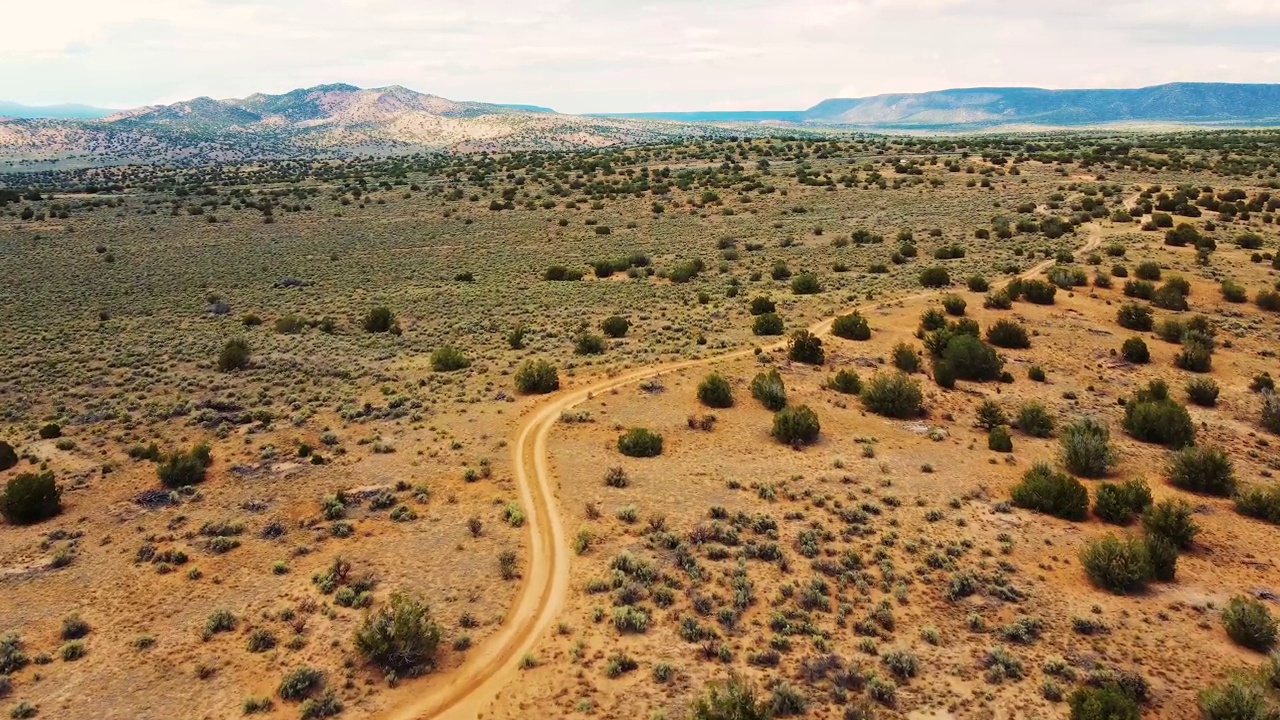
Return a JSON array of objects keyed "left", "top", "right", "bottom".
[{"left": 384, "top": 218, "right": 1112, "bottom": 720}]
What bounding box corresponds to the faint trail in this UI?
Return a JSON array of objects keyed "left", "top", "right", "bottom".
[{"left": 383, "top": 215, "right": 1117, "bottom": 720}]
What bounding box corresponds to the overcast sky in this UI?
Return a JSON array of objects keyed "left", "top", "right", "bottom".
[{"left": 5, "top": 0, "right": 1280, "bottom": 113}]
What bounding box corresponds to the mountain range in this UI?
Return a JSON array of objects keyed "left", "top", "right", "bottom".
[{"left": 2, "top": 82, "right": 1279, "bottom": 166}]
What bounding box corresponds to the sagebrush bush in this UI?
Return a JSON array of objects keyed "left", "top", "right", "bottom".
[
  {"left": 828, "top": 370, "right": 861, "bottom": 395},
  {"left": 1059, "top": 416, "right": 1117, "bottom": 478},
  {"left": 217, "top": 338, "right": 251, "bottom": 372},
  {"left": 1134, "top": 260, "right": 1162, "bottom": 280},
  {"left": 976, "top": 399, "right": 1008, "bottom": 429},
  {"left": 1143, "top": 498, "right": 1200, "bottom": 549},
  {"left": 1010, "top": 462, "right": 1088, "bottom": 520},
  {"left": 1235, "top": 484, "right": 1280, "bottom": 525},
  {"left": 1186, "top": 378, "right": 1219, "bottom": 406},
  {"left": 1146, "top": 533, "right": 1179, "bottom": 582},
  {"left": 1016, "top": 401, "right": 1055, "bottom": 438},
  {"left": 861, "top": 372, "right": 923, "bottom": 419},
  {"left": 157, "top": 444, "right": 213, "bottom": 488},
  {"left": 1, "top": 471, "right": 62, "bottom": 525},
  {"left": 362, "top": 306, "right": 397, "bottom": 333},
  {"left": 1123, "top": 388, "right": 1195, "bottom": 448},
  {"left": 0, "top": 441, "right": 16, "bottom": 472},
  {"left": 986, "top": 319, "right": 1030, "bottom": 349},
  {"left": 278, "top": 666, "right": 323, "bottom": 700},
  {"left": 942, "top": 294, "right": 967, "bottom": 316},
  {"left": 353, "top": 592, "right": 442, "bottom": 673},
  {"left": 1080, "top": 534, "right": 1151, "bottom": 594},
  {"left": 752, "top": 312, "right": 784, "bottom": 336},
  {"left": 1022, "top": 279, "right": 1057, "bottom": 305},
  {"left": 749, "top": 296, "right": 776, "bottom": 316},
  {"left": 697, "top": 373, "right": 734, "bottom": 408},
  {"left": 750, "top": 370, "right": 787, "bottom": 411},
  {"left": 1261, "top": 391, "right": 1280, "bottom": 435},
  {"left": 790, "top": 272, "right": 822, "bottom": 295},
  {"left": 1168, "top": 446, "right": 1235, "bottom": 496},
  {"left": 601, "top": 316, "right": 630, "bottom": 338},
  {"left": 772, "top": 406, "right": 821, "bottom": 447},
  {"left": 514, "top": 359, "right": 559, "bottom": 394},
  {"left": 1198, "top": 675, "right": 1274, "bottom": 720},
  {"left": 1222, "top": 596, "right": 1278, "bottom": 652},
  {"left": 618, "top": 428, "right": 664, "bottom": 458},
  {"left": 919, "top": 266, "right": 950, "bottom": 288},
  {"left": 941, "top": 335, "right": 1003, "bottom": 381},
  {"left": 1092, "top": 478, "right": 1152, "bottom": 525},
  {"left": 892, "top": 342, "right": 920, "bottom": 373},
  {"left": 787, "top": 330, "right": 825, "bottom": 365},
  {"left": 831, "top": 312, "right": 871, "bottom": 340},
  {"left": 1174, "top": 338, "right": 1213, "bottom": 373},
  {"left": 574, "top": 332, "right": 606, "bottom": 355},
  {"left": 690, "top": 675, "right": 769, "bottom": 720},
  {"left": 988, "top": 425, "right": 1013, "bottom": 452},
  {"left": 1069, "top": 684, "right": 1141, "bottom": 720},
  {"left": 1121, "top": 337, "right": 1150, "bottom": 364},
  {"left": 430, "top": 346, "right": 470, "bottom": 372},
  {"left": 1116, "top": 303, "right": 1154, "bottom": 331}
]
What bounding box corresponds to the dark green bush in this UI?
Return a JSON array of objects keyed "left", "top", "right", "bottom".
[
  {"left": 0, "top": 441, "right": 16, "bottom": 472},
  {"left": 544, "top": 265, "right": 584, "bottom": 281},
  {"left": 967, "top": 275, "right": 990, "bottom": 292},
  {"left": 218, "top": 338, "right": 252, "bottom": 372},
  {"left": 1080, "top": 534, "right": 1151, "bottom": 594},
  {"left": 1198, "top": 675, "right": 1274, "bottom": 720},
  {"left": 831, "top": 312, "right": 871, "bottom": 340},
  {"left": 749, "top": 297, "right": 776, "bottom": 315},
  {"left": 976, "top": 400, "right": 1008, "bottom": 429},
  {"left": 514, "top": 359, "right": 560, "bottom": 394},
  {"left": 157, "top": 444, "right": 213, "bottom": 489},
  {"left": 430, "top": 347, "right": 470, "bottom": 372},
  {"left": 618, "top": 428, "right": 664, "bottom": 458},
  {"left": 353, "top": 593, "right": 441, "bottom": 674},
  {"left": 1258, "top": 290, "right": 1280, "bottom": 312},
  {"left": 750, "top": 370, "right": 787, "bottom": 411},
  {"left": 828, "top": 370, "right": 862, "bottom": 395},
  {"left": 1010, "top": 462, "right": 1088, "bottom": 521},
  {"left": 919, "top": 308, "right": 947, "bottom": 332},
  {"left": 919, "top": 266, "right": 950, "bottom": 288},
  {"left": 787, "top": 331, "right": 825, "bottom": 365},
  {"left": 1143, "top": 498, "right": 1199, "bottom": 549},
  {"left": 1, "top": 471, "right": 61, "bottom": 525},
  {"left": 1116, "top": 303, "right": 1154, "bottom": 331},
  {"left": 1060, "top": 416, "right": 1117, "bottom": 478},
  {"left": 1134, "top": 261, "right": 1162, "bottom": 281},
  {"left": 1146, "top": 534, "right": 1178, "bottom": 582},
  {"left": 1168, "top": 446, "right": 1235, "bottom": 496},
  {"left": 1235, "top": 484, "right": 1280, "bottom": 525},
  {"left": 1022, "top": 279, "right": 1057, "bottom": 305},
  {"left": 1093, "top": 478, "right": 1153, "bottom": 525},
  {"left": 790, "top": 273, "right": 822, "bottom": 295},
  {"left": 690, "top": 675, "right": 770, "bottom": 720},
  {"left": 940, "top": 335, "right": 1003, "bottom": 381},
  {"left": 1221, "top": 280, "right": 1248, "bottom": 303},
  {"left": 1121, "top": 337, "right": 1150, "bottom": 364},
  {"left": 1186, "top": 378, "right": 1219, "bottom": 406},
  {"left": 941, "top": 294, "right": 967, "bottom": 316},
  {"left": 278, "top": 666, "right": 323, "bottom": 700},
  {"left": 986, "top": 319, "right": 1030, "bottom": 349},
  {"left": 1151, "top": 283, "right": 1189, "bottom": 311},
  {"left": 1222, "top": 596, "right": 1277, "bottom": 652},
  {"left": 932, "top": 359, "right": 956, "bottom": 389},
  {"left": 892, "top": 343, "right": 920, "bottom": 373},
  {"left": 574, "top": 333, "right": 606, "bottom": 355},
  {"left": 1173, "top": 338, "right": 1213, "bottom": 373},
  {"left": 362, "top": 306, "right": 397, "bottom": 334},
  {"left": 983, "top": 290, "right": 1012, "bottom": 310},
  {"left": 752, "top": 313, "right": 784, "bottom": 336},
  {"left": 1016, "top": 401, "right": 1055, "bottom": 438},
  {"left": 860, "top": 372, "right": 923, "bottom": 419},
  {"left": 988, "top": 426, "right": 1013, "bottom": 452},
  {"left": 1123, "top": 279, "right": 1155, "bottom": 300},
  {"left": 1123, "top": 387, "right": 1195, "bottom": 448},
  {"left": 698, "top": 373, "right": 734, "bottom": 408},
  {"left": 772, "top": 406, "right": 820, "bottom": 447},
  {"left": 601, "top": 316, "right": 630, "bottom": 338},
  {"left": 37, "top": 423, "right": 61, "bottom": 440}
]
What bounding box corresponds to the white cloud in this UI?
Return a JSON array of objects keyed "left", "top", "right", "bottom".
[{"left": 3, "top": 0, "right": 1278, "bottom": 112}]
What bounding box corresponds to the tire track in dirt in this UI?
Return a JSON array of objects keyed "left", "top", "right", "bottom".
[{"left": 385, "top": 218, "right": 1114, "bottom": 719}]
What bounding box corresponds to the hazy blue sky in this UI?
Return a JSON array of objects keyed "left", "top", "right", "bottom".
[{"left": 6, "top": 0, "right": 1280, "bottom": 113}]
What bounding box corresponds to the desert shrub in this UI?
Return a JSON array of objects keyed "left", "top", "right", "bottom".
[
  {"left": 933, "top": 360, "right": 956, "bottom": 389},
  {"left": 601, "top": 316, "right": 630, "bottom": 338},
  {"left": 1134, "top": 260, "right": 1162, "bottom": 280},
  {"left": 892, "top": 343, "right": 920, "bottom": 373},
  {"left": 940, "top": 335, "right": 1003, "bottom": 381},
  {"left": 1123, "top": 386, "right": 1194, "bottom": 448},
  {"left": 1022, "top": 279, "right": 1057, "bottom": 305},
  {"left": 1121, "top": 337, "right": 1150, "bottom": 364},
  {"left": 430, "top": 347, "right": 470, "bottom": 372},
  {"left": 1174, "top": 338, "right": 1213, "bottom": 373},
  {"left": 828, "top": 370, "right": 862, "bottom": 395},
  {"left": 984, "top": 290, "right": 1012, "bottom": 310},
  {"left": 1198, "top": 675, "right": 1275, "bottom": 720},
  {"left": 274, "top": 314, "right": 304, "bottom": 334},
  {"left": 753, "top": 313, "right": 785, "bottom": 336},
  {"left": 1116, "top": 303, "right": 1153, "bottom": 331},
  {"left": 618, "top": 428, "right": 664, "bottom": 458},
  {"left": 1146, "top": 534, "right": 1179, "bottom": 582},
  {"left": 919, "top": 308, "right": 947, "bottom": 332},
  {"left": 831, "top": 313, "right": 871, "bottom": 340},
  {"left": 919, "top": 266, "right": 950, "bottom": 288},
  {"left": 1222, "top": 280, "right": 1248, "bottom": 303},
  {"left": 0, "top": 442, "right": 16, "bottom": 472},
  {"left": 749, "top": 297, "right": 776, "bottom": 315},
  {"left": 514, "top": 360, "right": 559, "bottom": 394},
  {"left": 1010, "top": 462, "right": 1088, "bottom": 520},
  {"left": 574, "top": 333, "right": 606, "bottom": 355},
  {"left": 1261, "top": 391, "right": 1280, "bottom": 434},
  {"left": 1060, "top": 416, "right": 1117, "bottom": 478},
  {"left": 1254, "top": 374, "right": 1277, "bottom": 394},
  {"left": 1124, "top": 279, "right": 1155, "bottom": 299},
  {"left": 1223, "top": 596, "right": 1278, "bottom": 652},
  {"left": 986, "top": 319, "right": 1030, "bottom": 349},
  {"left": 791, "top": 273, "right": 822, "bottom": 295},
  {"left": 698, "top": 373, "right": 734, "bottom": 408},
  {"left": 1028, "top": 365, "right": 1046, "bottom": 382},
  {"left": 750, "top": 370, "right": 787, "bottom": 411},
  {"left": 1093, "top": 478, "right": 1153, "bottom": 525},
  {"left": 1156, "top": 318, "right": 1186, "bottom": 344},
  {"left": 278, "top": 666, "right": 323, "bottom": 700},
  {"left": 1151, "top": 283, "right": 1189, "bottom": 311},
  {"left": 1069, "top": 684, "right": 1141, "bottom": 720},
  {"left": 353, "top": 592, "right": 442, "bottom": 673},
  {"left": 1, "top": 471, "right": 61, "bottom": 525},
  {"left": 773, "top": 406, "right": 821, "bottom": 447},
  {"left": 988, "top": 426, "right": 1013, "bottom": 452},
  {"left": 1143, "top": 498, "right": 1200, "bottom": 549},
  {"left": 787, "top": 331, "right": 825, "bottom": 365},
  {"left": 976, "top": 400, "right": 1008, "bottom": 429},
  {"left": 1168, "top": 446, "right": 1235, "bottom": 496},
  {"left": 1080, "top": 534, "right": 1151, "bottom": 594},
  {"left": 157, "top": 444, "right": 213, "bottom": 488},
  {"left": 1016, "top": 401, "right": 1055, "bottom": 438},
  {"left": 689, "top": 675, "right": 769, "bottom": 720},
  {"left": 544, "top": 265, "right": 584, "bottom": 281},
  {"left": 217, "top": 338, "right": 251, "bottom": 372},
  {"left": 968, "top": 275, "right": 990, "bottom": 292},
  {"left": 362, "top": 306, "right": 396, "bottom": 333},
  {"left": 861, "top": 372, "right": 923, "bottom": 419},
  {"left": 1258, "top": 290, "right": 1280, "bottom": 312},
  {"left": 942, "top": 294, "right": 967, "bottom": 316},
  {"left": 300, "top": 690, "right": 342, "bottom": 719},
  {"left": 1186, "top": 378, "right": 1220, "bottom": 407},
  {"left": 1235, "top": 484, "right": 1280, "bottom": 525}
]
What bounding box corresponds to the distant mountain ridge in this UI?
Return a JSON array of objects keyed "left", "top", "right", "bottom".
[
  {"left": 602, "top": 83, "right": 1280, "bottom": 129},
  {"left": 0, "top": 101, "right": 116, "bottom": 120}
]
